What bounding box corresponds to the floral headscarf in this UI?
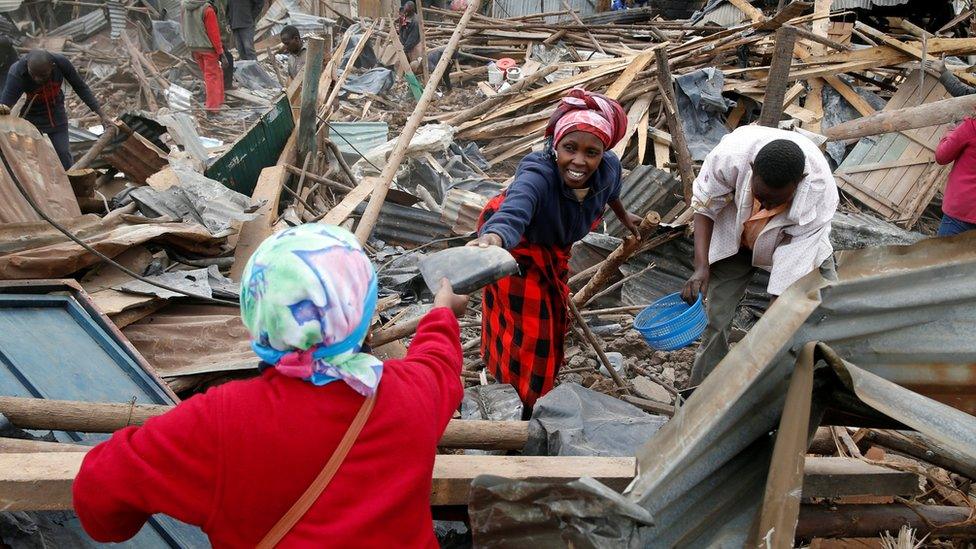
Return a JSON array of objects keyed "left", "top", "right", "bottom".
[{"left": 240, "top": 224, "right": 382, "bottom": 396}]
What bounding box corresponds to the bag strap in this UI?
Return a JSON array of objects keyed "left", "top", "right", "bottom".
[{"left": 256, "top": 394, "right": 376, "bottom": 549}]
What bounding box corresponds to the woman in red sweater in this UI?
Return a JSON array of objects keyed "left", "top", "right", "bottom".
[
  {"left": 935, "top": 117, "right": 976, "bottom": 236},
  {"left": 73, "top": 224, "right": 467, "bottom": 547}
]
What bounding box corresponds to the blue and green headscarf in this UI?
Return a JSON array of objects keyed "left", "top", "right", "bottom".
[{"left": 240, "top": 224, "right": 382, "bottom": 396}]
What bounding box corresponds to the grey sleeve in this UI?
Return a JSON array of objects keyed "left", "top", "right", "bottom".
[{"left": 940, "top": 68, "right": 976, "bottom": 98}]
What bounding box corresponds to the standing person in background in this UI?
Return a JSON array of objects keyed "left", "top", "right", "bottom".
[
  {"left": 682, "top": 126, "right": 839, "bottom": 390},
  {"left": 469, "top": 88, "right": 641, "bottom": 413},
  {"left": 398, "top": 1, "right": 421, "bottom": 61},
  {"left": 182, "top": 0, "right": 226, "bottom": 112},
  {"left": 0, "top": 37, "right": 17, "bottom": 92},
  {"left": 228, "top": 0, "right": 263, "bottom": 60},
  {"left": 0, "top": 49, "right": 111, "bottom": 169},
  {"left": 213, "top": 0, "right": 235, "bottom": 90},
  {"left": 934, "top": 117, "right": 976, "bottom": 236}
]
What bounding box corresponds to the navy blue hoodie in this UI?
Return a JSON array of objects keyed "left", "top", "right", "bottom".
[
  {"left": 480, "top": 150, "right": 622, "bottom": 249},
  {"left": 1, "top": 53, "right": 101, "bottom": 133}
]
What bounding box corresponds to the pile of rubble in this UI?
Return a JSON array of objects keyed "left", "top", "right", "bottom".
[{"left": 0, "top": 0, "right": 975, "bottom": 546}]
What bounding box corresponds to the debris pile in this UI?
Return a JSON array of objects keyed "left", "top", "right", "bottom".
[{"left": 0, "top": 0, "right": 975, "bottom": 545}]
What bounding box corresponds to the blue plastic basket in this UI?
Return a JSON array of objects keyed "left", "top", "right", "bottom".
[{"left": 634, "top": 292, "right": 707, "bottom": 351}]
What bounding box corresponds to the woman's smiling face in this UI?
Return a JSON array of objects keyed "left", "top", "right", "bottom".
[{"left": 555, "top": 131, "right": 604, "bottom": 189}]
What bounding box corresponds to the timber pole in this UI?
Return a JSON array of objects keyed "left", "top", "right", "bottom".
[
  {"left": 758, "top": 26, "right": 797, "bottom": 127},
  {"left": 654, "top": 45, "right": 695, "bottom": 205},
  {"left": 0, "top": 396, "right": 528, "bottom": 449},
  {"left": 296, "top": 36, "right": 326, "bottom": 161},
  {"left": 824, "top": 93, "right": 976, "bottom": 142},
  {"left": 571, "top": 212, "right": 660, "bottom": 307},
  {"left": 354, "top": 0, "right": 481, "bottom": 245}
]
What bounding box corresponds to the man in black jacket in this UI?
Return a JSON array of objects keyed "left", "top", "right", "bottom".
[
  {"left": 228, "top": 0, "right": 263, "bottom": 60},
  {"left": 0, "top": 49, "right": 110, "bottom": 169}
]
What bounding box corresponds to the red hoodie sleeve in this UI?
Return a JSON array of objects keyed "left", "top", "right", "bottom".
[
  {"left": 936, "top": 118, "right": 976, "bottom": 165},
  {"left": 72, "top": 390, "right": 222, "bottom": 542},
  {"left": 202, "top": 5, "right": 224, "bottom": 55},
  {"left": 399, "top": 307, "right": 463, "bottom": 429}
]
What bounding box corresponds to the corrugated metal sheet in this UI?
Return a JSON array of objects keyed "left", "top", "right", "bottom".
[
  {"left": 49, "top": 9, "right": 107, "bottom": 40},
  {"left": 604, "top": 165, "right": 682, "bottom": 238},
  {"left": 696, "top": 2, "right": 746, "bottom": 26},
  {"left": 440, "top": 188, "right": 487, "bottom": 235},
  {"left": 0, "top": 0, "right": 22, "bottom": 13},
  {"left": 206, "top": 95, "right": 294, "bottom": 196},
  {"left": 0, "top": 279, "right": 209, "bottom": 547},
  {"left": 104, "top": 132, "right": 168, "bottom": 185},
  {"left": 491, "top": 0, "right": 595, "bottom": 21},
  {"left": 0, "top": 115, "right": 81, "bottom": 223},
  {"left": 328, "top": 121, "right": 389, "bottom": 163},
  {"left": 107, "top": 0, "right": 125, "bottom": 39},
  {"left": 166, "top": 83, "right": 193, "bottom": 112},
  {"left": 352, "top": 202, "right": 452, "bottom": 248},
  {"left": 626, "top": 232, "right": 976, "bottom": 546}
]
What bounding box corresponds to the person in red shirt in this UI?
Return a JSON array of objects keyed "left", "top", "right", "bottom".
[
  {"left": 182, "top": 0, "right": 227, "bottom": 111},
  {"left": 935, "top": 117, "right": 976, "bottom": 236},
  {"left": 73, "top": 224, "right": 467, "bottom": 547}
]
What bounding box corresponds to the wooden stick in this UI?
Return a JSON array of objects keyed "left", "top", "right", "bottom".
[
  {"left": 567, "top": 297, "right": 629, "bottom": 393},
  {"left": 417, "top": 2, "right": 430, "bottom": 85},
  {"left": 0, "top": 396, "right": 528, "bottom": 450},
  {"left": 323, "top": 21, "right": 377, "bottom": 118},
  {"left": 758, "top": 26, "right": 797, "bottom": 127},
  {"left": 354, "top": 0, "right": 481, "bottom": 244},
  {"left": 69, "top": 123, "right": 118, "bottom": 171},
  {"left": 559, "top": 0, "right": 605, "bottom": 55},
  {"left": 653, "top": 45, "right": 695, "bottom": 205},
  {"left": 572, "top": 213, "right": 660, "bottom": 306}
]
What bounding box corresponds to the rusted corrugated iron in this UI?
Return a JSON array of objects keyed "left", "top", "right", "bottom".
[
  {"left": 353, "top": 202, "right": 452, "bottom": 249},
  {"left": 103, "top": 129, "right": 167, "bottom": 185},
  {"left": 439, "top": 188, "right": 487, "bottom": 235}
]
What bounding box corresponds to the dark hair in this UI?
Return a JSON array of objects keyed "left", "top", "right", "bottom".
[
  {"left": 280, "top": 25, "right": 300, "bottom": 40},
  {"left": 26, "top": 49, "right": 53, "bottom": 66},
  {"left": 754, "top": 139, "right": 805, "bottom": 189}
]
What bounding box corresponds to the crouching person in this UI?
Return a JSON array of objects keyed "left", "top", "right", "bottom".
[{"left": 682, "top": 126, "right": 839, "bottom": 389}]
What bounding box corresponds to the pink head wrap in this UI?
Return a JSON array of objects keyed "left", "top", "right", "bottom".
[{"left": 547, "top": 88, "right": 627, "bottom": 150}]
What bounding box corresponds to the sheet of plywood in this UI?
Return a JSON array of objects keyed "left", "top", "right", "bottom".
[{"left": 834, "top": 70, "right": 952, "bottom": 226}]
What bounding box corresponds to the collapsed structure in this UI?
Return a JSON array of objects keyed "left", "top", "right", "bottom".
[{"left": 0, "top": 0, "right": 975, "bottom": 546}]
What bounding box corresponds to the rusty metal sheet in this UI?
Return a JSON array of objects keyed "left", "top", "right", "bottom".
[
  {"left": 124, "top": 304, "right": 253, "bottom": 379},
  {"left": 104, "top": 131, "right": 168, "bottom": 185},
  {"left": 439, "top": 188, "right": 486, "bottom": 236},
  {"left": 0, "top": 215, "right": 223, "bottom": 278},
  {"left": 0, "top": 116, "right": 81, "bottom": 223}
]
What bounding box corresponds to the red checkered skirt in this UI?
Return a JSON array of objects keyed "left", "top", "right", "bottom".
[{"left": 477, "top": 193, "right": 571, "bottom": 407}]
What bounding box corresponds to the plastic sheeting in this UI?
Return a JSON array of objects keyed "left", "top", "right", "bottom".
[
  {"left": 524, "top": 383, "right": 667, "bottom": 457},
  {"left": 820, "top": 77, "right": 887, "bottom": 165},
  {"left": 234, "top": 60, "right": 281, "bottom": 91},
  {"left": 340, "top": 24, "right": 378, "bottom": 71},
  {"left": 128, "top": 168, "right": 259, "bottom": 236},
  {"left": 674, "top": 68, "right": 734, "bottom": 161},
  {"left": 341, "top": 67, "right": 395, "bottom": 96},
  {"left": 152, "top": 20, "right": 185, "bottom": 54}
]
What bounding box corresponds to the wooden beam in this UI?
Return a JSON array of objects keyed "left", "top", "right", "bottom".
[
  {"left": 230, "top": 165, "right": 289, "bottom": 280},
  {"left": 2, "top": 454, "right": 923, "bottom": 511},
  {"left": 610, "top": 93, "right": 652, "bottom": 158},
  {"left": 728, "top": 0, "right": 765, "bottom": 23},
  {"left": 802, "top": 457, "right": 921, "bottom": 498},
  {"left": 0, "top": 396, "right": 528, "bottom": 450},
  {"left": 654, "top": 46, "right": 695, "bottom": 204},
  {"left": 354, "top": 0, "right": 482, "bottom": 245},
  {"left": 296, "top": 36, "right": 326, "bottom": 161},
  {"left": 572, "top": 213, "right": 660, "bottom": 306},
  {"left": 759, "top": 26, "right": 797, "bottom": 127}
]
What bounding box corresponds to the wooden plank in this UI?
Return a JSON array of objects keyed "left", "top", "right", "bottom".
[
  {"left": 319, "top": 176, "right": 378, "bottom": 225},
  {"left": 611, "top": 93, "right": 652, "bottom": 158},
  {"left": 3, "top": 454, "right": 921, "bottom": 511},
  {"left": 759, "top": 26, "right": 798, "bottom": 127},
  {"left": 230, "top": 165, "right": 289, "bottom": 280},
  {"left": 653, "top": 141, "right": 670, "bottom": 169},
  {"left": 802, "top": 457, "right": 920, "bottom": 499},
  {"left": 835, "top": 157, "right": 932, "bottom": 176},
  {"left": 823, "top": 75, "right": 875, "bottom": 117},
  {"left": 604, "top": 49, "right": 654, "bottom": 99},
  {"left": 637, "top": 105, "right": 650, "bottom": 163},
  {"left": 728, "top": 0, "right": 765, "bottom": 23},
  {"left": 296, "top": 37, "right": 326, "bottom": 161}
]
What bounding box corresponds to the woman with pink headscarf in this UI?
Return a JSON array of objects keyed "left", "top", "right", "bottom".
[{"left": 468, "top": 87, "right": 641, "bottom": 412}]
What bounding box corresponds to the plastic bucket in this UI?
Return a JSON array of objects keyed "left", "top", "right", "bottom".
[
  {"left": 633, "top": 292, "right": 707, "bottom": 351},
  {"left": 487, "top": 63, "right": 503, "bottom": 85},
  {"left": 506, "top": 67, "right": 522, "bottom": 83}
]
